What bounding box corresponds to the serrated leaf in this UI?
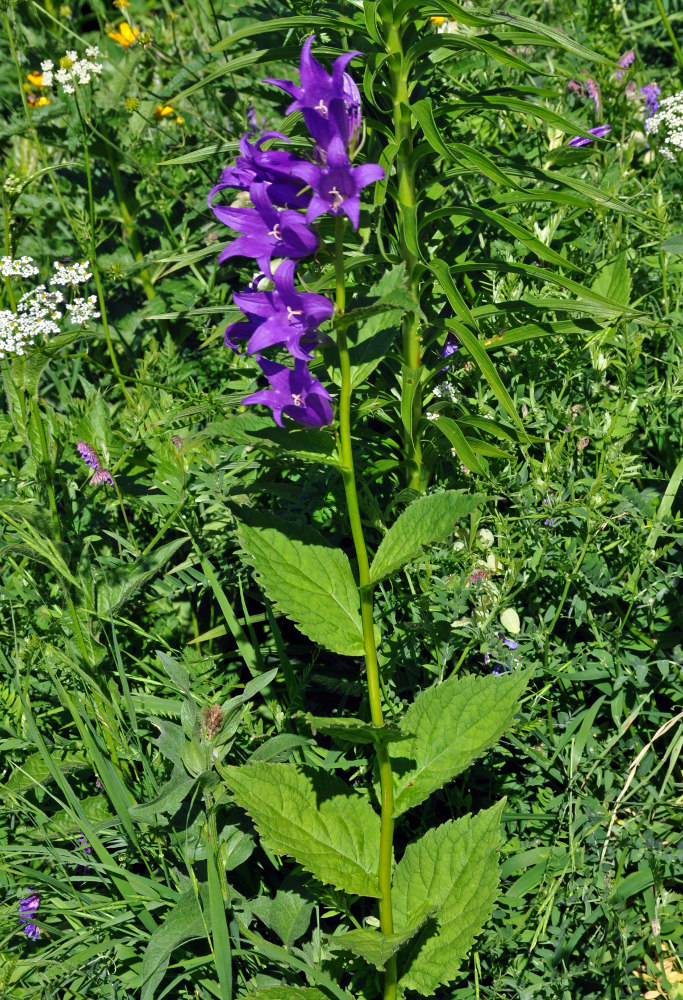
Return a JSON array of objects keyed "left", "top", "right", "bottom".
[
  {"left": 330, "top": 901, "right": 435, "bottom": 970},
  {"left": 236, "top": 514, "right": 363, "bottom": 656},
  {"left": 296, "top": 713, "right": 408, "bottom": 745},
  {"left": 389, "top": 671, "right": 529, "bottom": 816},
  {"left": 370, "top": 491, "right": 480, "bottom": 583},
  {"left": 394, "top": 802, "right": 504, "bottom": 997},
  {"left": 250, "top": 888, "right": 314, "bottom": 949},
  {"left": 4, "top": 749, "right": 90, "bottom": 793},
  {"left": 141, "top": 886, "right": 209, "bottom": 1000},
  {"left": 220, "top": 763, "right": 380, "bottom": 897},
  {"left": 96, "top": 537, "right": 190, "bottom": 617}
]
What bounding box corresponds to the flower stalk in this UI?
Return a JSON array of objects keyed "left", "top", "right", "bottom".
[{"left": 334, "top": 218, "right": 397, "bottom": 1000}]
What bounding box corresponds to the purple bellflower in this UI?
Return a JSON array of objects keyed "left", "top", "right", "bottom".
[
  {"left": 243, "top": 357, "right": 334, "bottom": 427},
  {"left": 77, "top": 440, "right": 101, "bottom": 470},
  {"left": 210, "top": 181, "right": 318, "bottom": 276},
  {"left": 208, "top": 132, "right": 313, "bottom": 209},
  {"left": 264, "top": 35, "right": 362, "bottom": 152},
  {"left": 568, "top": 124, "right": 611, "bottom": 146},
  {"left": 18, "top": 892, "right": 40, "bottom": 940},
  {"left": 232, "top": 259, "right": 334, "bottom": 360},
  {"left": 640, "top": 82, "right": 661, "bottom": 119},
  {"left": 439, "top": 331, "right": 459, "bottom": 373},
  {"left": 304, "top": 136, "right": 385, "bottom": 229}
]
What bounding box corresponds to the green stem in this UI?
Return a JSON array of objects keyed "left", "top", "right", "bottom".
[
  {"left": 383, "top": 7, "right": 423, "bottom": 491},
  {"left": 108, "top": 150, "right": 157, "bottom": 302},
  {"left": 334, "top": 218, "right": 397, "bottom": 1000},
  {"left": 74, "top": 95, "right": 134, "bottom": 408},
  {"left": 653, "top": 0, "right": 683, "bottom": 71}
]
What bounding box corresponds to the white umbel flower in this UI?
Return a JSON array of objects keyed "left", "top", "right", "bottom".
[
  {"left": 645, "top": 90, "right": 683, "bottom": 160},
  {"left": 50, "top": 260, "right": 92, "bottom": 286},
  {"left": 1, "top": 255, "right": 40, "bottom": 278},
  {"left": 66, "top": 295, "right": 100, "bottom": 325}
]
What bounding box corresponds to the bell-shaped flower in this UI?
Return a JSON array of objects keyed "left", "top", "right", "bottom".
[
  {"left": 304, "top": 136, "right": 384, "bottom": 229},
  {"left": 208, "top": 131, "right": 314, "bottom": 209},
  {"left": 233, "top": 259, "right": 333, "bottom": 361},
  {"left": 264, "top": 35, "right": 362, "bottom": 151},
  {"left": 210, "top": 182, "right": 318, "bottom": 275},
  {"left": 243, "top": 357, "right": 333, "bottom": 427}
]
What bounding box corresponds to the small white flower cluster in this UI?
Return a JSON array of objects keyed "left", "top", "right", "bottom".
[
  {"left": 0, "top": 255, "right": 40, "bottom": 278},
  {"left": 46, "top": 47, "right": 103, "bottom": 96},
  {"left": 645, "top": 90, "right": 683, "bottom": 160},
  {"left": 0, "top": 286, "right": 63, "bottom": 359},
  {"left": 66, "top": 295, "right": 100, "bottom": 326},
  {"left": 50, "top": 260, "right": 92, "bottom": 286},
  {"left": 432, "top": 382, "right": 458, "bottom": 402}
]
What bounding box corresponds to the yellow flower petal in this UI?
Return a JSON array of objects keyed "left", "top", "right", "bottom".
[
  {"left": 154, "top": 103, "right": 174, "bottom": 119},
  {"left": 113, "top": 0, "right": 131, "bottom": 7},
  {"left": 430, "top": 16, "right": 447, "bottom": 24},
  {"left": 109, "top": 22, "right": 139, "bottom": 46},
  {"left": 28, "top": 94, "right": 51, "bottom": 106},
  {"left": 27, "top": 71, "right": 44, "bottom": 87}
]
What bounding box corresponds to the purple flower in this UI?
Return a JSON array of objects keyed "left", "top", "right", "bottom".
[
  {"left": 615, "top": 48, "right": 635, "bottom": 80},
  {"left": 497, "top": 633, "right": 518, "bottom": 650},
  {"left": 568, "top": 124, "right": 611, "bottom": 146},
  {"left": 77, "top": 834, "right": 92, "bottom": 854},
  {"left": 640, "top": 82, "right": 661, "bottom": 119},
  {"left": 304, "top": 136, "right": 385, "bottom": 229},
  {"left": 208, "top": 132, "right": 314, "bottom": 209},
  {"left": 567, "top": 79, "right": 584, "bottom": 96},
  {"left": 233, "top": 259, "right": 334, "bottom": 361},
  {"left": 210, "top": 181, "right": 319, "bottom": 276},
  {"left": 264, "top": 35, "right": 362, "bottom": 151},
  {"left": 585, "top": 77, "right": 602, "bottom": 116},
  {"left": 77, "top": 440, "right": 101, "bottom": 470},
  {"left": 91, "top": 469, "right": 114, "bottom": 486},
  {"left": 441, "top": 332, "right": 459, "bottom": 359},
  {"left": 19, "top": 893, "right": 40, "bottom": 939},
  {"left": 243, "top": 357, "right": 333, "bottom": 427}
]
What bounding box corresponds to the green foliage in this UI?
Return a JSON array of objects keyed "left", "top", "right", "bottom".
[
  {"left": 389, "top": 671, "right": 530, "bottom": 816},
  {"left": 220, "top": 763, "right": 382, "bottom": 897},
  {"left": 393, "top": 803, "right": 505, "bottom": 996},
  {"left": 236, "top": 515, "right": 365, "bottom": 657}
]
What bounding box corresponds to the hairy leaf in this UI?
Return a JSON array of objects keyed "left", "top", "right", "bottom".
[
  {"left": 221, "top": 763, "right": 381, "bottom": 897},
  {"left": 236, "top": 514, "right": 363, "bottom": 656},
  {"left": 394, "top": 802, "right": 505, "bottom": 997},
  {"left": 390, "top": 671, "right": 529, "bottom": 816},
  {"left": 330, "top": 901, "right": 435, "bottom": 970},
  {"left": 370, "top": 491, "right": 480, "bottom": 583}
]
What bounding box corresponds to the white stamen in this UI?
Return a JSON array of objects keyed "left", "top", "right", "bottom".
[
  {"left": 292, "top": 393, "right": 304, "bottom": 406},
  {"left": 287, "top": 307, "right": 303, "bottom": 321},
  {"left": 314, "top": 99, "right": 328, "bottom": 117},
  {"left": 269, "top": 224, "right": 282, "bottom": 240}
]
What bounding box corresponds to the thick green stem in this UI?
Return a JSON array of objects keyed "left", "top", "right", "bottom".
[
  {"left": 383, "top": 9, "right": 423, "bottom": 491},
  {"left": 334, "top": 219, "right": 397, "bottom": 1000},
  {"left": 653, "top": 0, "right": 683, "bottom": 71}
]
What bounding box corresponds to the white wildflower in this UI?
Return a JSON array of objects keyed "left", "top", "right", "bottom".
[
  {"left": 645, "top": 90, "right": 683, "bottom": 160},
  {"left": 50, "top": 260, "right": 92, "bottom": 286},
  {"left": 432, "top": 382, "right": 458, "bottom": 402},
  {"left": 52, "top": 48, "right": 103, "bottom": 95},
  {"left": 66, "top": 295, "right": 100, "bottom": 325},
  {"left": 0, "top": 255, "right": 40, "bottom": 278}
]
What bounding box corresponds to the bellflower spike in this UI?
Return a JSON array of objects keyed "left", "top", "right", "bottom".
[
  {"left": 243, "top": 357, "right": 334, "bottom": 427},
  {"left": 305, "top": 136, "right": 385, "bottom": 229},
  {"left": 210, "top": 181, "right": 318, "bottom": 275},
  {"left": 264, "top": 36, "right": 362, "bottom": 152},
  {"left": 208, "top": 132, "right": 314, "bottom": 209},
  {"left": 567, "top": 124, "right": 611, "bottom": 146},
  {"left": 234, "top": 259, "right": 334, "bottom": 361}
]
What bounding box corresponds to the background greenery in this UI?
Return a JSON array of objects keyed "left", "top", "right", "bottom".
[{"left": 0, "top": 0, "right": 681, "bottom": 998}]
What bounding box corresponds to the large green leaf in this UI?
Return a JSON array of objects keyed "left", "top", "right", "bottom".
[
  {"left": 250, "top": 888, "right": 314, "bottom": 949},
  {"left": 243, "top": 990, "right": 331, "bottom": 1000},
  {"left": 220, "top": 763, "right": 381, "bottom": 897},
  {"left": 370, "top": 491, "right": 480, "bottom": 583},
  {"left": 296, "top": 713, "right": 408, "bottom": 745},
  {"left": 330, "top": 902, "right": 434, "bottom": 970},
  {"left": 393, "top": 802, "right": 505, "bottom": 997},
  {"left": 389, "top": 671, "right": 529, "bottom": 816},
  {"left": 236, "top": 514, "right": 363, "bottom": 657}
]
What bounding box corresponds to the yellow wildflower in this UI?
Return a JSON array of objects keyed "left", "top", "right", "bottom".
[
  {"left": 154, "top": 104, "right": 174, "bottom": 119},
  {"left": 27, "top": 94, "right": 51, "bottom": 107},
  {"left": 430, "top": 16, "right": 447, "bottom": 24},
  {"left": 175, "top": 115, "right": 185, "bottom": 125},
  {"left": 27, "top": 71, "right": 44, "bottom": 87},
  {"left": 109, "top": 22, "right": 139, "bottom": 47},
  {"left": 113, "top": 0, "right": 131, "bottom": 6}
]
